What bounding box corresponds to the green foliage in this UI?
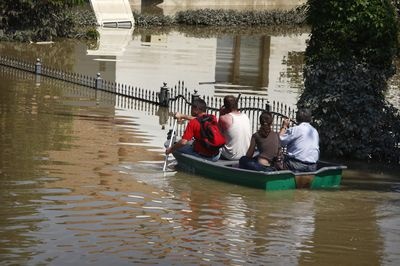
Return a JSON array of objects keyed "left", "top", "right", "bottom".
[
  {"left": 0, "top": 0, "right": 95, "bottom": 41},
  {"left": 392, "top": 0, "right": 400, "bottom": 15},
  {"left": 306, "top": 0, "right": 398, "bottom": 68},
  {"left": 85, "top": 27, "right": 99, "bottom": 40},
  {"left": 133, "top": 12, "right": 174, "bottom": 27},
  {"left": 132, "top": 7, "right": 307, "bottom": 28},
  {"left": 174, "top": 7, "right": 307, "bottom": 27},
  {"left": 302, "top": 0, "right": 400, "bottom": 163},
  {"left": 66, "top": 0, "right": 89, "bottom": 5},
  {"left": 300, "top": 61, "right": 400, "bottom": 162}
]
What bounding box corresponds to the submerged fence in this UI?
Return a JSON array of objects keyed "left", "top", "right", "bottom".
[
  {"left": 2, "top": 56, "right": 399, "bottom": 163},
  {"left": 0, "top": 55, "right": 296, "bottom": 133}
]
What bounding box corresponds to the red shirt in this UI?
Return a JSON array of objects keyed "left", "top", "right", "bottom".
[{"left": 182, "top": 114, "right": 218, "bottom": 157}]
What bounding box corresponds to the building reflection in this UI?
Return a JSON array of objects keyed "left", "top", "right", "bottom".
[
  {"left": 215, "top": 35, "right": 271, "bottom": 89},
  {"left": 84, "top": 29, "right": 307, "bottom": 108}
]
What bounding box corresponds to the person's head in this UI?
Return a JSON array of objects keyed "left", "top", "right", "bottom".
[
  {"left": 258, "top": 111, "right": 273, "bottom": 138},
  {"left": 223, "top": 95, "right": 238, "bottom": 112},
  {"left": 191, "top": 98, "right": 207, "bottom": 116},
  {"left": 296, "top": 108, "right": 312, "bottom": 123}
]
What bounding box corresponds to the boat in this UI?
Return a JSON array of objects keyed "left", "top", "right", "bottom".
[{"left": 172, "top": 151, "right": 347, "bottom": 191}]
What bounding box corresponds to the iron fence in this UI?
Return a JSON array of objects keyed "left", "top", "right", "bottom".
[{"left": 0, "top": 55, "right": 296, "bottom": 133}]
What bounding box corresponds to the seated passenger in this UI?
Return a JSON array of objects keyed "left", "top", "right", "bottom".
[
  {"left": 165, "top": 98, "right": 221, "bottom": 161},
  {"left": 218, "top": 95, "right": 252, "bottom": 160},
  {"left": 279, "top": 108, "right": 320, "bottom": 172},
  {"left": 239, "top": 112, "right": 280, "bottom": 171}
]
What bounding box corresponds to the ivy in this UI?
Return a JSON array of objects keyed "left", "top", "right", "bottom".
[
  {"left": 0, "top": 0, "right": 95, "bottom": 42},
  {"left": 301, "top": 0, "right": 400, "bottom": 163}
]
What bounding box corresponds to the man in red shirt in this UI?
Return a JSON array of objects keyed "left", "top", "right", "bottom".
[{"left": 165, "top": 98, "right": 221, "bottom": 161}]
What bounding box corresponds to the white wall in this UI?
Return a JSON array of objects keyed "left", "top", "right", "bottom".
[{"left": 90, "top": 0, "right": 134, "bottom": 25}]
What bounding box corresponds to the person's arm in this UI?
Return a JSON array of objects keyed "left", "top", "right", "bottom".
[
  {"left": 245, "top": 136, "right": 256, "bottom": 158},
  {"left": 175, "top": 112, "right": 194, "bottom": 121},
  {"left": 166, "top": 119, "right": 195, "bottom": 154},
  {"left": 279, "top": 118, "right": 290, "bottom": 137},
  {"left": 166, "top": 139, "right": 188, "bottom": 155},
  {"left": 218, "top": 113, "right": 232, "bottom": 133}
]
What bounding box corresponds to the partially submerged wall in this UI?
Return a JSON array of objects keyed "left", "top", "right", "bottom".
[{"left": 90, "top": 0, "right": 134, "bottom": 27}]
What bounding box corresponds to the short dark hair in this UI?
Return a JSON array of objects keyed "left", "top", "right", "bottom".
[
  {"left": 192, "top": 98, "right": 207, "bottom": 112},
  {"left": 223, "top": 95, "right": 238, "bottom": 111},
  {"left": 296, "top": 108, "right": 312, "bottom": 123},
  {"left": 258, "top": 111, "right": 273, "bottom": 138}
]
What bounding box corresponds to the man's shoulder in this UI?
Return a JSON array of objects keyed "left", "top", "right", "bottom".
[
  {"left": 220, "top": 111, "right": 249, "bottom": 119},
  {"left": 299, "top": 122, "right": 317, "bottom": 130},
  {"left": 196, "top": 114, "right": 218, "bottom": 124}
]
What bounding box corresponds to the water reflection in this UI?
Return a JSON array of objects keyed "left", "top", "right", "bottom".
[
  {"left": 2, "top": 28, "right": 399, "bottom": 109},
  {"left": 377, "top": 197, "right": 400, "bottom": 265},
  {"left": 87, "top": 27, "right": 134, "bottom": 57},
  {"left": 1, "top": 17, "right": 400, "bottom": 264},
  {"left": 134, "top": 0, "right": 306, "bottom": 16},
  {"left": 1, "top": 68, "right": 400, "bottom": 264}
]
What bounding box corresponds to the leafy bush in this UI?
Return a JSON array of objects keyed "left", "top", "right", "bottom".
[
  {"left": 300, "top": 0, "right": 400, "bottom": 163},
  {"left": 174, "top": 7, "right": 307, "bottom": 27},
  {"left": 132, "top": 6, "right": 307, "bottom": 28},
  {"left": 300, "top": 61, "right": 400, "bottom": 162},
  {"left": 306, "top": 0, "right": 398, "bottom": 68},
  {"left": 0, "top": 0, "right": 96, "bottom": 41},
  {"left": 133, "top": 12, "right": 174, "bottom": 27}
]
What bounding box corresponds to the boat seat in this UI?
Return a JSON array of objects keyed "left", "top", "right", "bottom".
[{"left": 214, "top": 160, "right": 239, "bottom": 167}]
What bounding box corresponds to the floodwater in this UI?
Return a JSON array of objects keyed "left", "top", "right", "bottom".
[{"left": 1, "top": 28, "right": 400, "bottom": 265}]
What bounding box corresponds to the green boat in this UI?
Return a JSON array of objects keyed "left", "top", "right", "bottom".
[{"left": 172, "top": 151, "right": 347, "bottom": 191}]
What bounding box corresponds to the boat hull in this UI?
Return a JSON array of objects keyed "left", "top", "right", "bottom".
[{"left": 173, "top": 151, "right": 346, "bottom": 191}]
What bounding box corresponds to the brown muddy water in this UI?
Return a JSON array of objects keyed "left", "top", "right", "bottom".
[{"left": 1, "top": 31, "right": 400, "bottom": 265}]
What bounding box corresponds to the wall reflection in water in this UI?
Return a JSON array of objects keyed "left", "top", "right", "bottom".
[
  {"left": 86, "top": 29, "right": 308, "bottom": 108},
  {"left": 0, "top": 68, "right": 399, "bottom": 264}
]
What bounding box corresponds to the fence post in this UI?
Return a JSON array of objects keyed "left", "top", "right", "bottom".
[
  {"left": 95, "top": 73, "right": 103, "bottom": 90},
  {"left": 191, "top": 89, "right": 200, "bottom": 104},
  {"left": 35, "top": 58, "right": 42, "bottom": 75},
  {"left": 157, "top": 106, "right": 169, "bottom": 130},
  {"left": 265, "top": 102, "right": 270, "bottom": 112},
  {"left": 34, "top": 58, "right": 41, "bottom": 86},
  {"left": 159, "top": 82, "right": 170, "bottom": 107}
]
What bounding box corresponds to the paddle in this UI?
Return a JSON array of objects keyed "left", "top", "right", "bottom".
[{"left": 163, "top": 118, "right": 177, "bottom": 171}]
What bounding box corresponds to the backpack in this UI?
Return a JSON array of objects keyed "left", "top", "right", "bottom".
[{"left": 197, "top": 115, "right": 226, "bottom": 152}]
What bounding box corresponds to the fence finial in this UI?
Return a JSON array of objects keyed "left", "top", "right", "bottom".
[
  {"left": 159, "top": 82, "right": 170, "bottom": 107},
  {"left": 265, "top": 102, "right": 271, "bottom": 112},
  {"left": 35, "top": 58, "right": 42, "bottom": 75},
  {"left": 95, "top": 72, "right": 103, "bottom": 90},
  {"left": 191, "top": 89, "right": 200, "bottom": 104}
]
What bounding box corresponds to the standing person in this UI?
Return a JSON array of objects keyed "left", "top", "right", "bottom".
[
  {"left": 218, "top": 95, "right": 252, "bottom": 160},
  {"left": 166, "top": 98, "right": 221, "bottom": 161},
  {"left": 279, "top": 108, "right": 320, "bottom": 172},
  {"left": 239, "top": 112, "right": 280, "bottom": 171}
]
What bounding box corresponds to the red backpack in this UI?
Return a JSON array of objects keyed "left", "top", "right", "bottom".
[{"left": 197, "top": 115, "right": 226, "bottom": 152}]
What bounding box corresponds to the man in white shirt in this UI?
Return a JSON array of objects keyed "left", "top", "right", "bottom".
[
  {"left": 218, "top": 95, "right": 252, "bottom": 160},
  {"left": 279, "top": 108, "right": 320, "bottom": 172}
]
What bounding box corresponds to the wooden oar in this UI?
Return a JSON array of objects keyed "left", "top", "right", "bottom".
[{"left": 163, "top": 119, "right": 177, "bottom": 171}]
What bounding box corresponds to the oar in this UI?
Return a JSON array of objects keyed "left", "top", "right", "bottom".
[{"left": 163, "top": 119, "right": 177, "bottom": 171}]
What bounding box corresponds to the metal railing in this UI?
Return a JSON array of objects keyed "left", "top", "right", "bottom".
[{"left": 0, "top": 55, "right": 296, "bottom": 133}]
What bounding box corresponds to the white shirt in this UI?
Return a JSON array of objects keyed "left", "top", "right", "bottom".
[
  {"left": 220, "top": 113, "right": 251, "bottom": 160},
  {"left": 280, "top": 122, "right": 320, "bottom": 163}
]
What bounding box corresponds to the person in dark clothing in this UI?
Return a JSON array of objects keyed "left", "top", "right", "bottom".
[{"left": 239, "top": 112, "right": 280, "bottom": 171}]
